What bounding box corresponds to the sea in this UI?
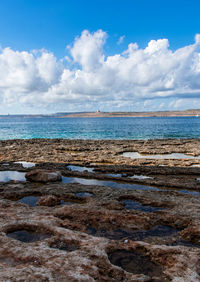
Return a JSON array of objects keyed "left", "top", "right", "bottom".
[{"left": 0, "top": 116, "right": 199, "bottom": 140}]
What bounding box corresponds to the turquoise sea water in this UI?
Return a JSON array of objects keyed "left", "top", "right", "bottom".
[{"left": 0, "top": 116, "right": 199, "bottom": 140}]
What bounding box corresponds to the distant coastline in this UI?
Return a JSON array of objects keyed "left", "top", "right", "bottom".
[
  {"left": 0, "top": 109, "right": 200, "bottom": 118},
  {"left": 59, "top": 109, "right": 200, "bottom": 118}
]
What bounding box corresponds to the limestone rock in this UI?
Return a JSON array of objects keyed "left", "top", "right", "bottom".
[
  {"left": 37, "top": 195, "right": 59, "bottom": 206},
  {"left": 25, "top": 169, "right": 62, "bottom": 183}
]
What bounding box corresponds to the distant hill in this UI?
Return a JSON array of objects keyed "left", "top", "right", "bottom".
[
  {"left": 0, "top": 109, "right": 199, "bottom": 118},
  {"left": 59, "top": 109, "right": 200, "bottom": 118}
]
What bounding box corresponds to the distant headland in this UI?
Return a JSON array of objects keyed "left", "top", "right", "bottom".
[
  {"left": 0, "top": 109, "right": 200, "bottom": 118},
  {"left": 58, "top": 109, "right": 200, "bottom": 118}
]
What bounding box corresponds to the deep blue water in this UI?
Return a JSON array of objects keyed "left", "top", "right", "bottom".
[{"left": 0, "top": 116, "right": 199, "bottom": 140}]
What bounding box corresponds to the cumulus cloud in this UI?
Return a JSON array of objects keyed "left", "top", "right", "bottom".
[
  {"left": 0, "top": 29, "right": 200, "bottom": 113},
  {"left": 70, "top": 29, "right": 106, "bottom": 71}
]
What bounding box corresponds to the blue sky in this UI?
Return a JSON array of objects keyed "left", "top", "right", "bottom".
[
  {"left": 1, "top": 0, "right": 200, "bottom": 55},
  {"left": 0, "top": 0, "right": 200, "bottom": 114}
]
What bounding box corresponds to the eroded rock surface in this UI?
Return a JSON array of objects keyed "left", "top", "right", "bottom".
[
  {"left": 25, "top": 169, "right": 62, "bottom": 183},
  {"left": 0, "top": 138, "right": 199, "bottom": 281}
]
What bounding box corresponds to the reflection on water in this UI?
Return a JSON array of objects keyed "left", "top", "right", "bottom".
[
  {"left": 67, "top": 165, "right": 94, "bottom": 173},
  {"left": 62, "top": 176, "right": 200, "bottom": 196},
  {"left": 0, "top": 171, "right": 26, "bottom": 182},
  {"left": 87, "top": 225, "right": 178, "bottom": 241},
  {"left": 106, "top": 173, "right": 122, "bottom": 177},
  {"left": 108, "top": 249, "right": 164, "bottom": 277},
  {"left": 18, "top": 196, "right": 39, "bottom": 206},
  {"left": 7, "top": 229, "right": 51, "bottom": 243},
  {"left": 180, "top": 190, "right": 200, "bottom": 197},
  {"left": 123, "top": 152, "right": 200, "bottom": 160},
  {"left": 60, "top": 200, "right": 74, "bottom": 205},
  {"left": 129, "top": 175, "right": 152, "bottom": 180},
  {"left": 121, "top": 200, "right": 163, "bottom": 212},
  {"left": 75, "top": 192, "right": 93, "bottom": 197},
  {"left": 15, "top": 161, "right": 35, "bottom": 168},
  {"left": 62, "top": 176, "right": 159, "bottom": 191}
]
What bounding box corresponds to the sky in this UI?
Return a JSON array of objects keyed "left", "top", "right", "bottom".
[{"left": 0, "top": 0, "right": 200, "bottom": 114}]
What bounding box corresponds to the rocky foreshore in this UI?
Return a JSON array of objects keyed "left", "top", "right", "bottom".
[{"left": 0, "top": 138, "right": 200, "bottom": 281}]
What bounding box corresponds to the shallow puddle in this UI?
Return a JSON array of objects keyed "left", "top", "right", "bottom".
[
  {"left": 61, "top": 174, "right": 200, "bottom": 197},
  {"left": 121, "top": 199, "right": 164, "bottom": 212},
  {"left": 0, "top": 171, "right": 26, "bottom": 182},
  {"left": 67, "top": 165, "right": 94, "bottom": 173},
  {"left": 62, "top": 176, "right": 159, "bottom": 191},
  {"left": 86, "top": 225, "right": 178, "bottom": 241},
  {"left": 50, "top": 240, "right": 79, "bottom": 252},
  {"left": 133, "top": 225, "right": 179, "bottom": 240},
  {"left": 106, "top": 173, "right": 122, "bottom": 177},
  {"left": 60, "top": 200, "right": 74, "bottom": 205},
  {"left": 60, "top": 196, "right": 87, "bottom": 205},
  {"left": 129, "top": 175, "right": 152, "bottom": 180},
  {"left": 18, "top": 196, "right": 39, "bottom": 207},
  {"left": 7, "top": 229, "right": 51, "bottom": 243},
  {"left": 86, "top": 225, "right": 199, "bottom": 248},
  {"left": 169, "top": 239, "right": 200, "bottom": 248},
  {"left": 75, "top": 192, "right": 93, "bottom": 197},
  {"left": 108, "top": 249, "right": 165, "bottom": 279},
  {"left": 15, "top": 161, "right": 36, "bottom": 168},
  {"left": 123, "top": 152, "right": 200, "bottom": 160},
  {"left": 179, "top": 190, "right": 200, "bottom": 197},
  {"left": 86, "top": 227, "right": 135, "bottom": 240}
]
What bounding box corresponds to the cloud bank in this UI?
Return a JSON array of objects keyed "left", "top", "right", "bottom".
[{"left": 0, "top": 30, "right": 200, "bottom": 113}]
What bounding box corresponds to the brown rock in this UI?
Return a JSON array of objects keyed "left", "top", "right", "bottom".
[
  {"left": 0, "top": 139, "right": 199, "bottom": 280},
  {"left": 25, "top": 169, "right": 62, "bottom": 183},
  {"left": 37, "top": 195, "right": 60, "bottom": 206}
]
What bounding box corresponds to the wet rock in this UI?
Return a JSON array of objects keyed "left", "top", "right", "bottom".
[
  {"left": 37, "top": 195, "right": 59, "bottom": 206},
  {"left": 25, "top": 169, "right": 62, "bottom": 183},
  {"left": 180, "top": 224, "right": 200, "bottom": 245}
]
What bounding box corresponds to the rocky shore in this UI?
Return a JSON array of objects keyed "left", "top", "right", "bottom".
[{"left": 0, "top": 138, "right": 200, "bottom": 281}]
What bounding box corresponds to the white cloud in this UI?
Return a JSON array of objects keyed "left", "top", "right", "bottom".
[
  {"left": 169, "top": 98, "right": 200, "bottom": 109},
  {"left": 70, "top": 29, "right": 106, "bottom": 71},
  {"left": 0, "top": 30, "right": 200, "bottom": 113},
  {"left": 117, "top": 35, "right": 125, "bottom": 45}
]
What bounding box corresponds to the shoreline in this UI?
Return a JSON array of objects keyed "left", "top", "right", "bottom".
[{"left": 0, "top": 136, "right": 199, "bottom": 142}]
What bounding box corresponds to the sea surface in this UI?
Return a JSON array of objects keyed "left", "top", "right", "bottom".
[{"left": 0, "top": 116, "right": 199, "bottom": 140}]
